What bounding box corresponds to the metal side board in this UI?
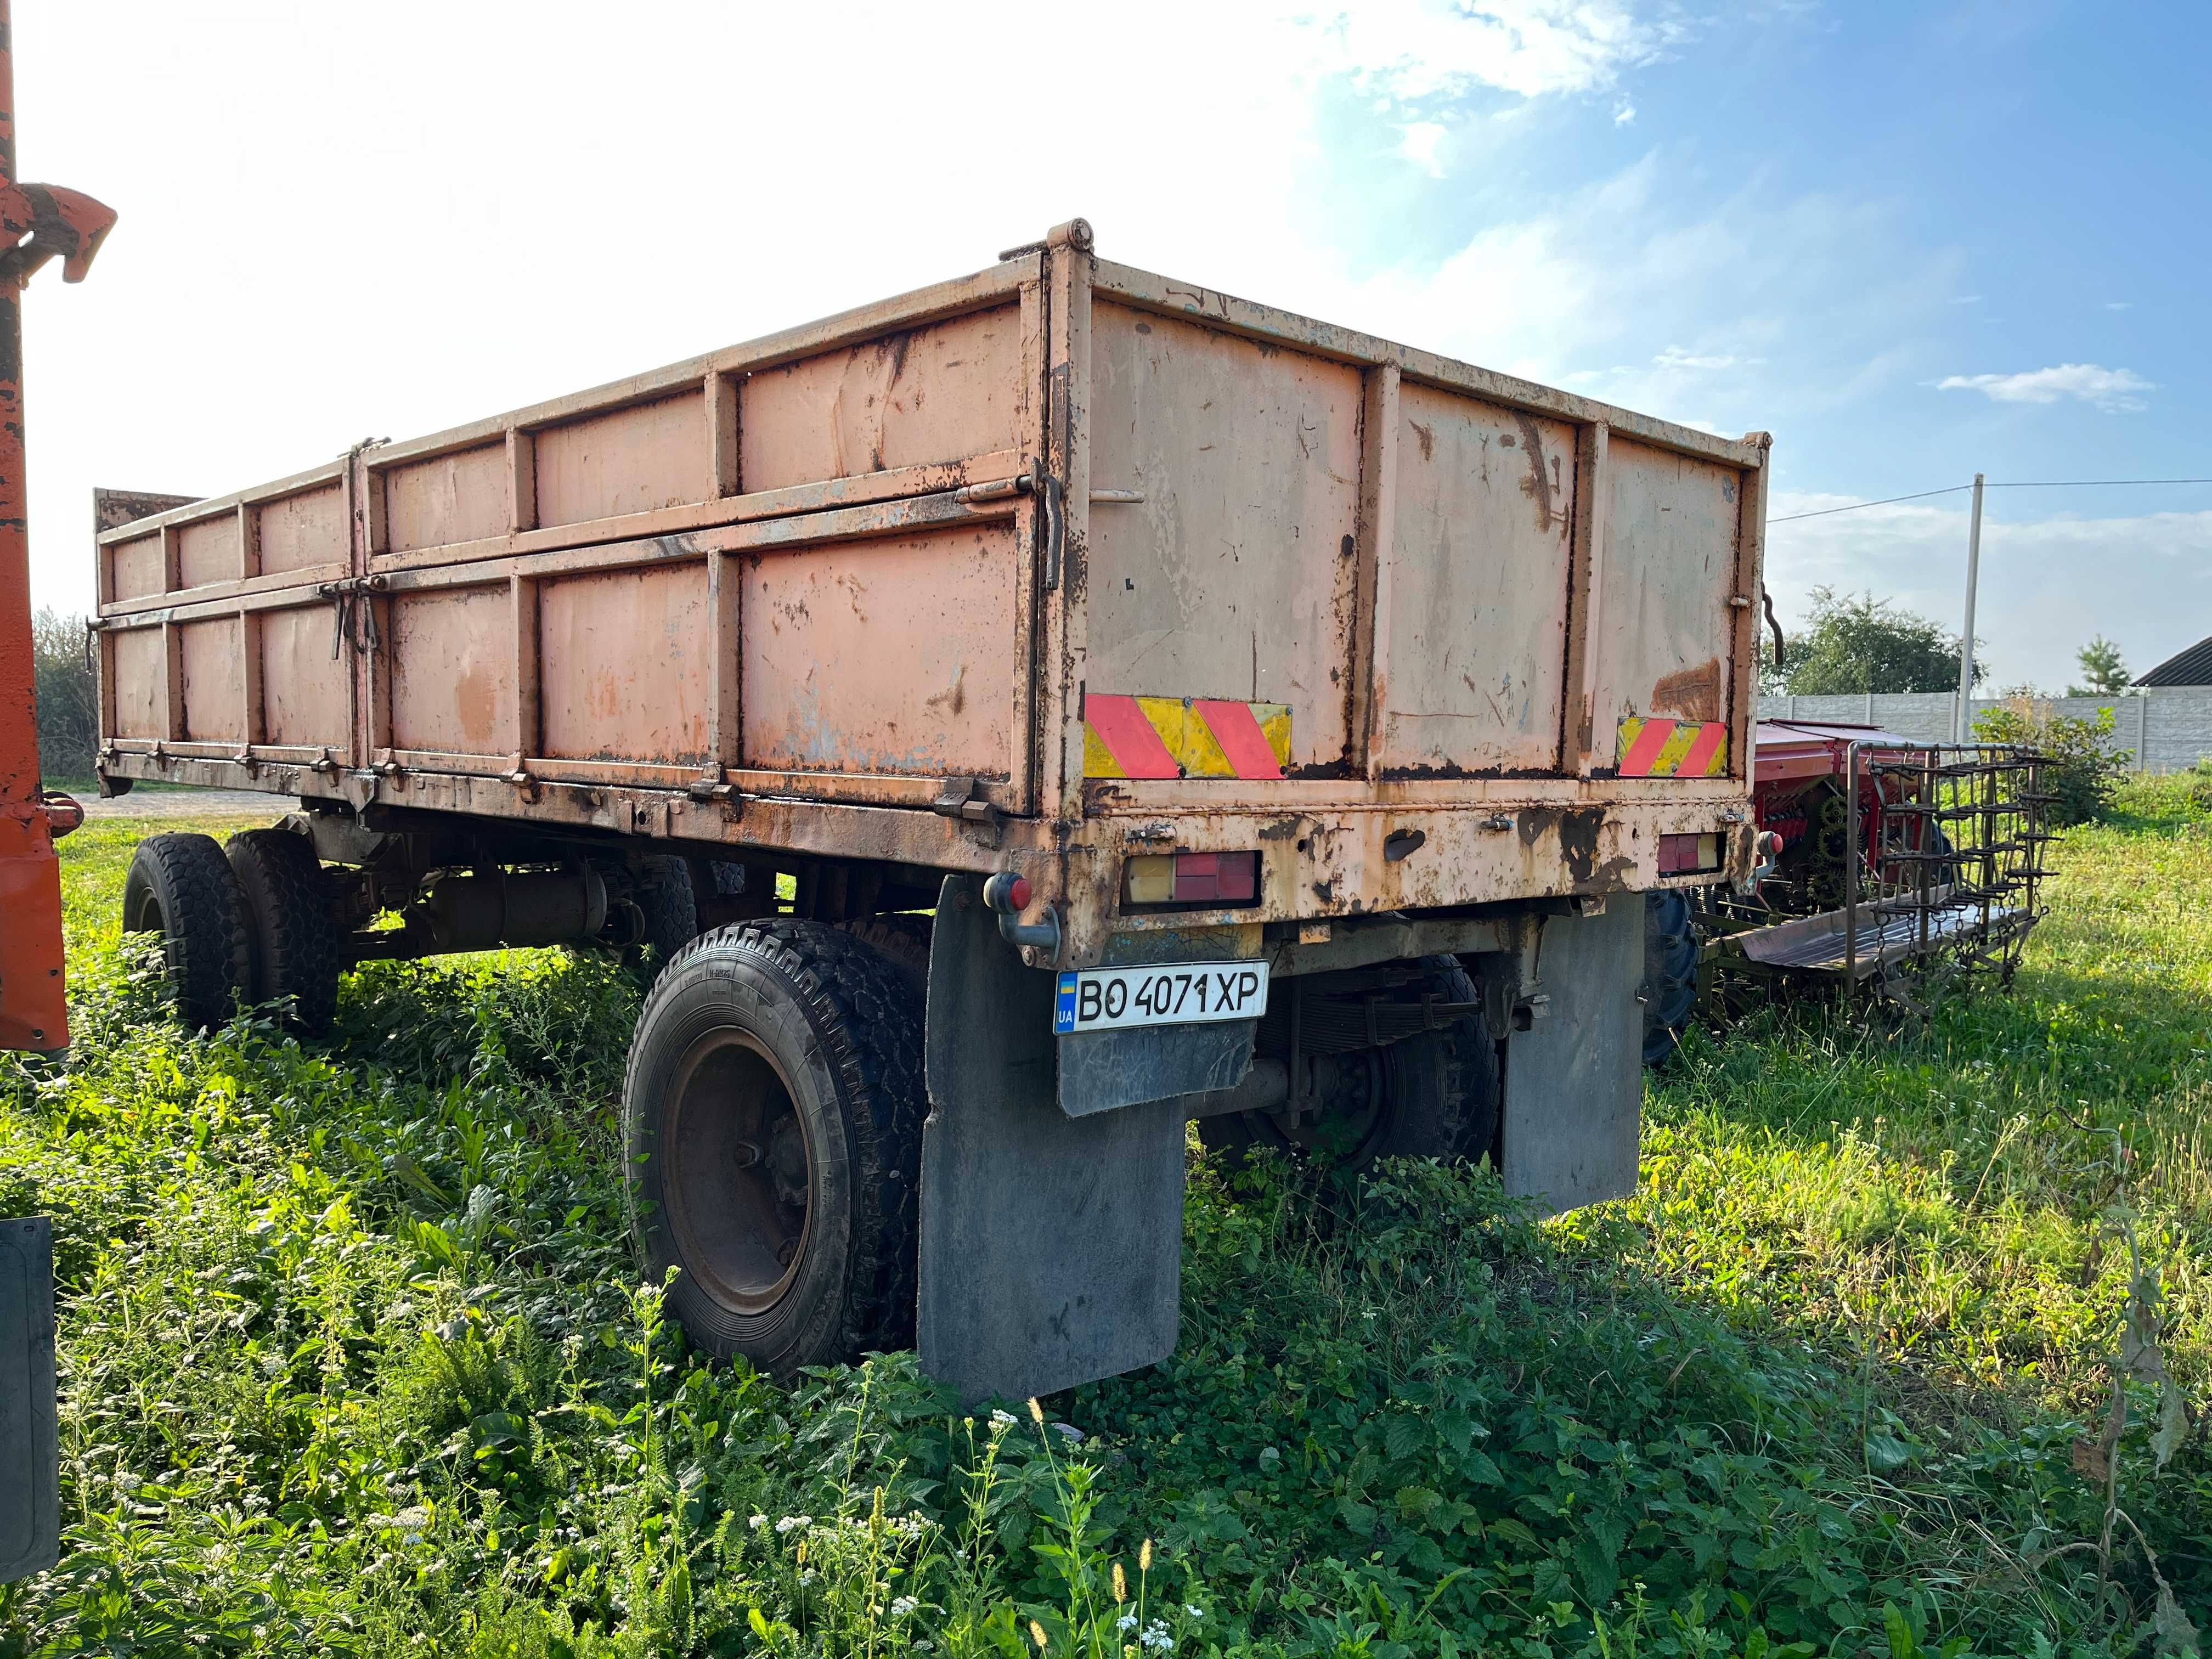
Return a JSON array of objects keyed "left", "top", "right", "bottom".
[{"left": 919, "top": 877, "right": 1186, "bottom": 1405}]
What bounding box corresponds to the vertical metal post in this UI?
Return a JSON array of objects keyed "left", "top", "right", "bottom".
[
  {"left": 0, "top": 0, "right": 116, "bottom": 1053},
  {"left": 1955, "top": 473, "right": 1985, "bottom": 743},
  {"left": 0, "top": 2, "right": 31, "bottom": 817},
  {"left": 0, "top": 2, "right": 58, "bottom": 1054},
  {"left": 1843, "top": 741, "right": 1861, "bottom": 988}
]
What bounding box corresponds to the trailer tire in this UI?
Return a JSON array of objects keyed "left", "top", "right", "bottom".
[
  {"left": 1641, "top": 889, "right": 1699, "bottom": 1066},
  {"left": 121, "top": 833, "right": 252, "bottom": 1032},
  {"left": 631, "top": 856, "right": 700, "bottom": 972},
  {"left": 1202, "top": 956, "right": 1499, "bottom": 1174},
  {"left": 622, "top": 919, "right": 925, "bottom": 1376},
  {"left": 839, "top": 916, "right": 933, "bottom": 991},
  {"left": 224, "top": 828, "right": 341, "bottom": 1035}
]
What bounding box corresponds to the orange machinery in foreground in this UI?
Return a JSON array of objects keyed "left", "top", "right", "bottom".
[
  {"left": 0, "top": 0, "right": 114, "bottom": 1590},
  {"left": 0, "top": 10, "right": 111, "bottom": 1057}
]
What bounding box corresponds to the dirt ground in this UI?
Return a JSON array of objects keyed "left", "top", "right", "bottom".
[{"left": 72, "top": 786, "right": 274, "bottom": 820}]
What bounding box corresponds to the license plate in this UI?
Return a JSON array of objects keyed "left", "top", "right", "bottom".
[{"left": 1053, "top": 960, "right": 1269, "bottom": 1035}]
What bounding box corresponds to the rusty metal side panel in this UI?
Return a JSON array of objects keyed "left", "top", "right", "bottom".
[
  {"left": 535, "top": 390, "right": 710, "bottom": 529},
  {"left": 741, "top": 523, "right": 1018, "bottom": 778},
  {"left": 257, "top": 483, "right": 346, "bottom": 577},
  {"left": 387, "top": 586, "right": 514, "bottom": 756},
  {"left": 108, "top": 625, "right": 162, "bottom": 740},
  {"left": 260, "top": 601, "right": 348, "bottom": 747},
  {"left": 106, "top": 532, "right": 163, "bottom": 600},
  {"left": 538, "top": 563, "right": 710, "bottom": 764},
  {"left": 1381, "top": 383, "right": 1575, "bottom": 775},
  {"left": 1084, "top": 302, "right": 1362, "bottom": 772},
  {"left": 1594, "top": 437, "right": 1747, "bottom": 774},
  {"left": 178, "top": 617, "right": 244, "bottom": 742},
  {"left": 384, "top": 444, "right": 509, "bottom": 555},
  {"left": 740, "top": 308, "right": 1025, "bottom": 493},
  {"left": 176, "top": 515, "right": 241, "bottom": 590}
]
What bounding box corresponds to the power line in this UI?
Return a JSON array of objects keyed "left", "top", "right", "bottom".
[
  {"left": 1767, "top": 486, "right": 1971, "bottom": 523},
  {"left": 1768, "top": 475, "right": 2212, "bottom": 524}
]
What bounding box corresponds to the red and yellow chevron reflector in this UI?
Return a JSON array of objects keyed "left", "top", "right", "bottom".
[
  {"left": 1084, "top": 695, "right": 1291, "bottom": 780},
  {"left": 1616, "top": 716, "right": 1729, "bottom": 777}
]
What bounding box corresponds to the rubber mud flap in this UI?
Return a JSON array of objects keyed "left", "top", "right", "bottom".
[
  {"left": 1503, "top": 900, "right": 1643, "bottom": 1214},
  {"left": 0, "top": 1216, "right": 58, "bottom": 1584},
  {"left": 919, "top": 877, "right": 1186, "bottom": 1406},
  {"left": 1058, "top": 1018, "right": 1253, "bottom": 1118}
]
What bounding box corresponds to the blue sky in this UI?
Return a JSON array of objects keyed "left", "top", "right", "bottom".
[{"left": 18, "top": 0, "right": 2206, "bottom": 689}]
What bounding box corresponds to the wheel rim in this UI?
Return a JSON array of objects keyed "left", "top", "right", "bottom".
[
  {"left": 1259, "top": 1048, "right": 1397, "bottom": 1169},
  {"left": 663, "top": 1029, "right": 815, "bottom": 1316}
]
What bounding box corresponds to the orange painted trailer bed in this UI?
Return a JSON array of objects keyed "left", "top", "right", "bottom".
[{"left": 93, "top": 220, "right": 1769, "bottom": 1401}]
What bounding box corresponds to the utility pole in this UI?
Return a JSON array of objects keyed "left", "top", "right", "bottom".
[{"left": 1955, "top": 472, "right": 1984, "bottom": 743}]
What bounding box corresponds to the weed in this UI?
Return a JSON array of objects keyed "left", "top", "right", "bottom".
[{"left": 1, "top": 802, "right": 2206, "bottom": 1656}]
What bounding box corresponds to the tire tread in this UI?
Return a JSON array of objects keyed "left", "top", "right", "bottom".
[
  {"left": 122, "top": 832, "right": 252, "bottom": 1031},
  {"left": 225, "top": 828, "right": 341, "bottom": 1034},
  {"left": 625, "top": 918, "right": 927, "bottom": 1365}
]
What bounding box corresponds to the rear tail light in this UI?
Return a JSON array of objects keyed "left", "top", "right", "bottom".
[
  {"left": 1658, "top": 832, "right": 1722, "bottom": 875},
  {"left": 1123, "top": 850, "right": 1259, "bottom": 907}
]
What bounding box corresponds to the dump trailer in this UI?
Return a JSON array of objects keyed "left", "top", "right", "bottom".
[{"left": 93, "top": 219, "right": 1769, "bottom": 1403}]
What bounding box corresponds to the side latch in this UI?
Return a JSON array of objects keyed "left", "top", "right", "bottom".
[{"left": 931, "top": 776, "right": 1002, "bottom": 845}]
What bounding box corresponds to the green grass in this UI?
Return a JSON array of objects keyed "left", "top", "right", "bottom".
[{"left": 2, "top": 800, "right": 2207, "bottom": 1657}]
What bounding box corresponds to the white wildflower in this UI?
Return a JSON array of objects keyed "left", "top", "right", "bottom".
[{"left": 890, "top": 1596, "right": 919, "bottom": 1617}]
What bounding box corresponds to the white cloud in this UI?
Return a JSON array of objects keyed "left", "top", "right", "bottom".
[
  {"left": 1306, "top": 0, "right": 1687, "bottom": 101},
  {"left": 1288, "top": 150, "right": 1959, "bottom": 439},
  {"left": 1397, "top": 121, "right": 1450, "bottom": 176},
  {"left": 1652, "top": 345, "right": 1763, "bottom": 370},
  {"left": 1934, "top": 363, "right": 2155, "bottom": 413}
]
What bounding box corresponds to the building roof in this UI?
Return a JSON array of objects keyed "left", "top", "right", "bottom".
[{"left": 2136, "top": 634, "right": 2212, "bottom": 687}]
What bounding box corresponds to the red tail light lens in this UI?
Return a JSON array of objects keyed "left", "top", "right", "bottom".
[
  {"left": 1123, "top": 850, "right": 1260, "bottom": 907},
  {"left": 1658, "top": 832, "right": 1722, "bottom": 874}
]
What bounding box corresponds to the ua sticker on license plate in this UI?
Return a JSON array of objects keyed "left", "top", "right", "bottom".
[{"left": 1054, "top": 961, "right": 1269, "bottom": 1035}]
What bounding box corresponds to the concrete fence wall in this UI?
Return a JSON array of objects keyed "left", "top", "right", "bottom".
[{"left": 1756, "top": 687, "right": 2212, "bottom": 772}]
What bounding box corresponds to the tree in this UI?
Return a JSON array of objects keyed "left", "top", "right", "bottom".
[
  {"left": 1777, "top": 586, "right": 1979, "bottom": 696},
  {"left": 2068, "top": 634, "right": 2130, "bottom": 697},
  {"left": 31, "top": 607, "right": 98, "bottom": 782}
]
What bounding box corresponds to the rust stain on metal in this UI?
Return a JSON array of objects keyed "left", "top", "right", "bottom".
[
  {"left": 86, "top": 219, "right": 1762, "bottom": 971},
  {"left": 1651, "top": 657, "right": 1723, "bottom": 724},
  {"left": 1511, "top": 411, "right": 1553, "bottom": 531}
]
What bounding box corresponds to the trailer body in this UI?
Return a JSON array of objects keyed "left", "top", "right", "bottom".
[{"left": 94, "top": 222, "right": 1769, "bottom": 1400}]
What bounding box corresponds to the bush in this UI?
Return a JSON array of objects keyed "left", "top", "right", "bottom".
[
  {"left": 1972, "top": 698, "right": 2130, "bottom": 826},
  {"left": 32, "top": 606, "right": 97, "bottom": 781}
]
